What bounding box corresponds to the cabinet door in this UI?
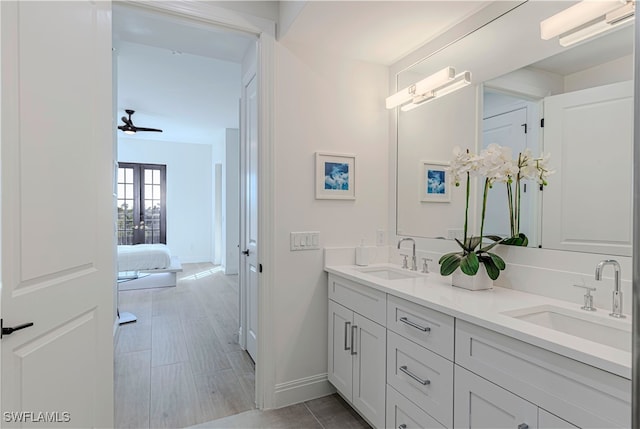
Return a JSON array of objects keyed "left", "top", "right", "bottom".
[
  {"left": 454, "top": 366, "right": 537, "bottom": 429},
  {"left": 328, "top": 300, "right": 353, "bottom": 400},
  {"left": 538, "top": 409, "right": 579, "bottom": 429},
  {"left": 352, "top": 312, "right": 386, "bottom": 429}
]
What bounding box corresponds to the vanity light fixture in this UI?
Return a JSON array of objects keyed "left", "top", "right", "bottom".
[
  {"left": 540, "top": 0, "right": 634, "bottom": 47},
  {"left": 386, "top": 67, "right": 472, "bottom": 112}
]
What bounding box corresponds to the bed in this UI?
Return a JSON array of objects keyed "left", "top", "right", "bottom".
[{"left": 117, "top": 244, "right": 182, "bottom": 291}]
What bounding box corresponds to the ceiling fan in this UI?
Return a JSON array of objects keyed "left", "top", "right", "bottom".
[{"left": 118, "top": 109, "right": 163, "bottom": 134}]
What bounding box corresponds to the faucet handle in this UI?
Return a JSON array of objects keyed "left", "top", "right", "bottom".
[
  {"left": 573, "top": 284, "right": 596, "bottom": 311},
  {"left": 421, "top": 258, "right": 433, "bottom": 273},
  {"left": 400, "top": 254, "right": 409, "bottom": 269}
]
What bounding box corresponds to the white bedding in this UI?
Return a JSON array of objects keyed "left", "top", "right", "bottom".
[{"left": 117, "top": 244, "right": 172, "bottom": 272}]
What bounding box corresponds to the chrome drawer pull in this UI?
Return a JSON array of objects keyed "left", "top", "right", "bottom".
[
  {"left": 399, "top": 365, "right": 430, "bottom": 385},
  {"left": 344, "top": 321, "right": 351, "bottom": 351},
  {"left": 517, "top": 424, "right": 529, "bottom": 429},
  {"left": 350, "top": 325, "right": 357, "bottom": 356},
  {"left": 399, "top": 317, "right": 430, "bottom": 332},
  {"left": 398, "top": 425, "right": 407, "bottom": 429}
]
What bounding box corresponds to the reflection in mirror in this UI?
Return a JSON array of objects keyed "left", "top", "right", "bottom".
[{"left": 396, "top": 3, "right": 633, "bottom": 256}]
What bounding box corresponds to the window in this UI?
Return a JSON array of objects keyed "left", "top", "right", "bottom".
[{"left": 117, "top": 163, "right": 166, "bottom": 245}]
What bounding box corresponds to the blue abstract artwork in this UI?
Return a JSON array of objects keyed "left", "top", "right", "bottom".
[
  {"left": 427, "top": 169, "right": 446, "bottom": 195},
  {"left": 324, "top": 162, "right": 350, "bottom": 190}
]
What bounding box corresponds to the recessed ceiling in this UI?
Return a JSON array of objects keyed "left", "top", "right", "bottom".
[{"left": 282, "top": 1, "right": 492, "bottom": 65}]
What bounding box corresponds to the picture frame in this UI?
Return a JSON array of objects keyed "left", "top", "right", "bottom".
[
  {"left": 420, "top": 161, "right": 450, "bottom": 202},
  {"left": 315, "top": 152, "right": 356, "bottom": 200}
]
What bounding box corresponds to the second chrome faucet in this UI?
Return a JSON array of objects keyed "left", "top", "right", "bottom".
[
  {"left": 595, "top": 259, "right": 625, "bottom": 318},
  {"left": 397, "top": 238, "right": 417, "bottom": 271}
]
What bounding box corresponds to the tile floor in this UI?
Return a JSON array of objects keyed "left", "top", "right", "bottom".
[
  {"left": 189, "top": 394, "right": 371, "bottom": 429},
  {"left": 115, "top": 263, "right": 369, "bottom": 429}
]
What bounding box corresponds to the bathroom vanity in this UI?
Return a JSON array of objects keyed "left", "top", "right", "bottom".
[{"left": 326, "top": 264, "right": 631, "bottom": 429}]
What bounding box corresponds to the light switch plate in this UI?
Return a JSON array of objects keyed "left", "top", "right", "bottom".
[{"left": 290, "top": 231, "right": 320, "bottom": 251}]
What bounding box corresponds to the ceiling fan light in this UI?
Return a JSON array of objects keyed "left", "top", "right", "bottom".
[{"left": 124, "top": 129, "right": 136, "bottom": 135}]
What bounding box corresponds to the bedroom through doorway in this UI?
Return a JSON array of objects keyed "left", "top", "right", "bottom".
[{"left": 112, "top": 4, "right": 260, "bottom": 427}]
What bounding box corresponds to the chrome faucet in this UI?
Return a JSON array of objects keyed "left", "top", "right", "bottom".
[
  {"left": 397, "top": 238, "right": 417, "bottom": 271},
  {"left": 595, "top": 259, "right": 625, "bottom": 318}
]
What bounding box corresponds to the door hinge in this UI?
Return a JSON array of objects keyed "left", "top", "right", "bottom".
[
  {"left": 540, "top": 118, "right": 544, "bottom": 127},
  {"left": 521, "top": 123, "right": 527, "bottom": 134},
  {"left": 259, "top": 264, "right": 263, "bottom": 273}
]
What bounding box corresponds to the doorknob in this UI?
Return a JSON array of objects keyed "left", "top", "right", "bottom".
[
  {"left": 1, "top": 319, "right": 34, "bottom": 339},
  {"left": 242, "top": 249, "right": 250, "bottom": 256}
]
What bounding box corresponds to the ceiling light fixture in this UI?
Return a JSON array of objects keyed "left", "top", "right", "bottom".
[
  {"left": 386, "top": 67, "right": 472, "bottom": 112},
  {"left": 541, "top": 0, "right": 634, "bottom": 47}
]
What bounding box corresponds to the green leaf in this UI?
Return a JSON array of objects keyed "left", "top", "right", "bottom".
[
  {"left": 454, "top": 238, "right": 471, "bottom": 253},
  {"left": 465, "top": 236, "right": 482, "bottom": 251},
  {"left": 488, "top": 252, "right": 506, "bottom": 270},
  {"left": 440, "top": 253, "right": 463, "bottom": 276},
  {"left": 482, "top": 257, "right": 500, "bottom": 280},
  {"left": 460, "top": 252, "right": 479, "bottom": 276},
  {"left": 484, "top": 235, "right": 503, "bottom": 242},
  {"left": 438, "top": 251, "right": 460, "bottom": 264},
  {"left": 502, "top": 233, "right": 529, "bottom": 247}
]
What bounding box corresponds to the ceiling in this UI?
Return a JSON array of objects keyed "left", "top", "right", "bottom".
[{"left": 113, "top": 1, "right": 493, "bottom": 144}]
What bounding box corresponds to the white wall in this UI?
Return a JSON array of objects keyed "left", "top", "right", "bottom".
[
  {"left": 565, "top": 54, "right": 633, "bottom": 92},
  {"left": 271, "top": 39, "right": 389, "bottom": 406},
  {"left": 224, "top": 129, "right": 240, "bottom": 275},
  {"left": 118, "top": 137, "right": 213, "bottom": 263}
]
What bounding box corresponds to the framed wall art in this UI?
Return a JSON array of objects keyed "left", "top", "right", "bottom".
[
  {"left": 315, "top": 152, "right": 356, "bottom": 200},
  {"left": 421, "top": 161, "right": 450, "bottom": 202}
]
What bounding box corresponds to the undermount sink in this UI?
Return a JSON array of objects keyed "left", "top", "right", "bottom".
[
  {"left": 356, "top": 266, "right": 423, "bottom": 280},
  {"left": 502, "top": 305, "right": 631, "bottom": 352}
]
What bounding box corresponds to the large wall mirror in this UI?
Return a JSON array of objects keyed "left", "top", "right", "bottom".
[{"left": 396, "top": 1, "right": 633, "bottom": 256}]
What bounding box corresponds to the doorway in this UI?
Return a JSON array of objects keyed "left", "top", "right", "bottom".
[{"left": 114, "top": 2, "right": 266, "bottom": 425}]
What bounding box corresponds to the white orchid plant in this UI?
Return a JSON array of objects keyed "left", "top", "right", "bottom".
[{"left": 439, "top": 144, "right": 553, "bottom": 280}]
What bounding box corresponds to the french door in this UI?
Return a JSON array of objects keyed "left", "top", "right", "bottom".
[{"left": 117, "top": 163, "right": 167, "bottom": 245}]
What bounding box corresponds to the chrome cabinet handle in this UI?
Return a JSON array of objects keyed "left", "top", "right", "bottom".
[
  {"left": 517, "top": 424, "right": 529, "bottom": 429},
  {"left": 350, "top": 325, "right": 357, "bottom": 355},
  {"left": 399, "top": 317, "right": 430, "bottom": 332},
  {"left": 344, "top": 321, "right": 351, "bottom": 351},
  {"left": 399, "top": 365, "right": 430, "bottom": 385},
  {"left": 398, "top": 425, "right": 407, "bottom": 429}
]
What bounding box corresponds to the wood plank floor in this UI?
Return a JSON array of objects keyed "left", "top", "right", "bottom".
[
  {"left": 115, "top": 263, "right": 370, "bottom": 429},
  {"left": 115, "top": 263, "right": 255, "bottom": 429}
]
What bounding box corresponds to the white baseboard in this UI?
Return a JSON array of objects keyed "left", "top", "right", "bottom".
[{"left": 272, "top": 373, "right": 335, "bottom": 409}]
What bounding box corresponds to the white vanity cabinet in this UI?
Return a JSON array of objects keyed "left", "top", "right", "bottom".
[
  {"left": 327, "top": 275, "right": 386, "bottom": 428},
  {"left": 455, "top": 320, "right": 631, "bottom": 429},
  {"left": 326, "top": 269, "right": 631, "bottom": 429}
]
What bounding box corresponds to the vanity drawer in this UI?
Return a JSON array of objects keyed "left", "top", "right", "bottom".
[
  {"left": 386, "top": 385, "right": 445, "bottom": 429},
  {"left": 455, "top": 320, "right": 631, "bottom": 429},
  {"left": 328, "top": 274, "right": 386, "bottom": 325},
  {"left": 387, "top": 295, "right": 454, "bottom": 360},
  {"left": 387, "top": 330, "right": 453, "bottom": 428}
]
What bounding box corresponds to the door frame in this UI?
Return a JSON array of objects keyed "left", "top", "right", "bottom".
[{"left": 118, "top": 1, "right": 276, "bottom": 409}]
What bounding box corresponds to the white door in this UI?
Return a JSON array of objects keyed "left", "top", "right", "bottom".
[
  {"left": 541, "top": 81, "right": 633, "bottom": 255},
  {"left": 1, "top": 2, "right": 114, "bottom": 427},
  {"left": 482, "top": 107, "right": 528, "bottom": 239},
  {"left": 351, "top": 313, "right": 386, "bottom": 429},
  {"left": 241, "top": 73, "right": 259, "bottom": 361},
  {"left": 327, "top": 300, "right": 353, "bottom": 398},
  {"left": 454, "top": 366, "right": 537, "bottom": 429}
]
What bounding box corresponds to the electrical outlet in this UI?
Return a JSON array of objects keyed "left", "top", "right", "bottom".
[{"left": 376, "top": 229, "right": 386, "bottom": 246}]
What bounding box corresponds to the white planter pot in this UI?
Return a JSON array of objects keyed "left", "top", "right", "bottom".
[{"left": 451, "top": 266, "right": 493, "bottom": 291}]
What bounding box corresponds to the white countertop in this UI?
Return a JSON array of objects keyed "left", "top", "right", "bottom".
[{"left": 325, "top": 263, "right": 632, "bottom": 379}]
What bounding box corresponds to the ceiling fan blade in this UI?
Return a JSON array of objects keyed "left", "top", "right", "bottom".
[{"left": 134, "top": 127, "right": 163, "bottom": 133}]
